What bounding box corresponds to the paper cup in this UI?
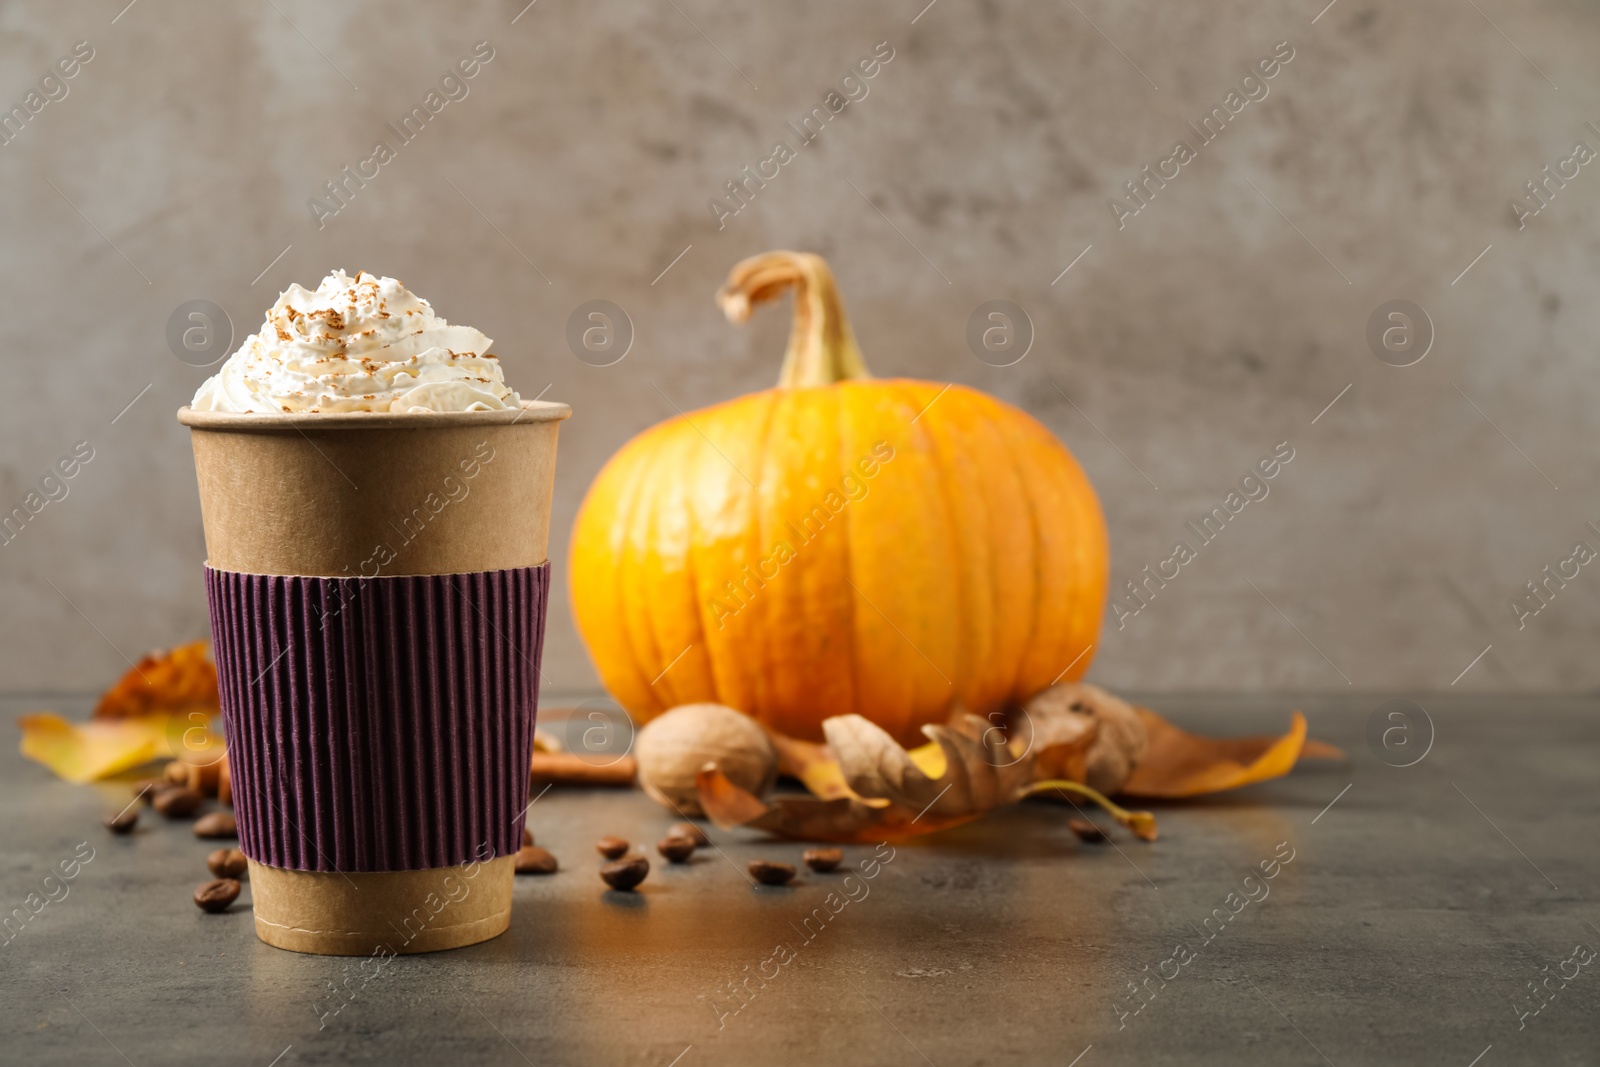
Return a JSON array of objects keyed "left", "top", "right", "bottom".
[{"left": 179, "top": 401, "right": 570, "bottom": 955}]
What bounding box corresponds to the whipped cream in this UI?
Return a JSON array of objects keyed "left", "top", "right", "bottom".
[{"left": 191, "top": 270, "right": 522, "bottom": 414}]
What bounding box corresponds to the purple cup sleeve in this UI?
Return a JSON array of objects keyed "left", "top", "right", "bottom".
[{"left": 205, "top": 563, "right": 549, "bottom": 873}]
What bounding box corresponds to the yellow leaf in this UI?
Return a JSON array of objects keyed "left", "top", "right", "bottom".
[
  {"left": 1121, "top": 707, "right": 1311, "bottom": 798},
  {"left": 19, "top": 713, "right": 169, "bottom": 783},
  {"left": 906, "top": 741, "right": 946, "bottom": 779},
  {"left": 769, "top": 731, "right": 859, "bottom": 801}
]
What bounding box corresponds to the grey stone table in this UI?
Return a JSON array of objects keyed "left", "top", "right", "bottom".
[{"left": 1, "top": 694, "right": 1596, "bottom": 1066}]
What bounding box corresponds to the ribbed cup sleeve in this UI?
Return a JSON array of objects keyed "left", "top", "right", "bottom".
[{"left": 205, "top": 564, "right": 549, "bottom": 872}]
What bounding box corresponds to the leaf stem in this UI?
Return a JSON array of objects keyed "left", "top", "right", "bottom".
[{"left": 1021, "top": 778, "right": 1160, "bottom": 842}]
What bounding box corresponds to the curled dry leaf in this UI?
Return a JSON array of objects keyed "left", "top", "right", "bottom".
[
  {"left": 1300, "top": 737, "right": 1344, "bottom": 761},
  {"left": 768, "top": 731, "right": 857, "bottom": 801},
  {"left": 1019, "top": 683, "right": 1146, "bottom": 795},
  {"left": 697, "top": 711, "right": 1138, "bottom": 843},
  {"left": 18, "top": 714, "right": 172, "bottom": 784},
  {"left": 93, "top": 640, "right": 219, "bottom": 720},
  {"left": 1018, "top": 684, "right": 1341, "bottom": 800},
  {"left": 825, "top": 713, "right": 1035, "bottom": 822},
  {"left": 1121, "top": 707, "right": 1320, "bottom": 798},
  {"left": 19, "top": 641, "right": 224, "bottom": 784},
  {"left": 19, "top": 713, "right": 227, "bottom": 784},
  {"left": 697, "top": 763, "right": 982, "bottom": 843},
  {"left": 696, "top": 682, "right": 1342, "bottom": 843}
]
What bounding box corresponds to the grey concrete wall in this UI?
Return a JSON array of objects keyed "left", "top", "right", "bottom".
[{"left": 3, "top": 0, "right": 1598, "bottom": 696}]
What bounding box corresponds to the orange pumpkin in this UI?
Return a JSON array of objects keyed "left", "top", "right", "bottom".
[{"left": 570, "top": 251, "right": 1108, "bottom": 746}]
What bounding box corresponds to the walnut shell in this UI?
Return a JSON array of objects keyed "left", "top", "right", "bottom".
[{"left": 635, "top": 703, "right": 777, "bottom": 817}]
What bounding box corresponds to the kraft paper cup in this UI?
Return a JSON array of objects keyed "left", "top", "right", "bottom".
[{"left": 179, "top": 401, "right": 570, "bottom": 955}]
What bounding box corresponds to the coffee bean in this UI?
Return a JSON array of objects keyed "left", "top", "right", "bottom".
[
  {"left": 656, "top": 836, "right": 695, "bottom": 864},
  {"left": 1068, "top": 818, "right": 1107, "bottom": 843},
  {"left": 131, "top": 780, "right": 164, "bottom": 805},
  {"left": 596, "top": 835, "right": 629, "bottom": 860},
  {"left": 522, "top": 827, "right": 535, "bottom": 847},
  {"left": 515, "top": 846, "right": 558, "bottom": 874},
  {"left": 103, "top": 808, "right": 138, "bottom": 834},
  {"left": 194, "top": 878, "right": 241, "bottom": 913},
  {"left": 153, "top": 787, "right": 203, "bottom": 818},
  {"left": 748, "top": 860, "right": 796, "bottom": 886},
  {"left": 206, "top": 849, "right": 248, "bottom": 879},
  {"left": 600, "top": 856, "right": 649, "bottom": 891},
  {"left": 669, "top": 821, "right": 709, "bottom": 848},
  {"left": 803, "top": 847, "right": 843, "bottom": 873},
  {"left": 164, "top": 760, "right": 190, "bottom": 786},
  {"left": 193, "top": 812, "right": 237, "bottom": 839}
]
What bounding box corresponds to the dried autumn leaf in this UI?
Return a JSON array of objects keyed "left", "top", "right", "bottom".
[
  {"left": 1007, "top": 696, "right": 1099, "bottom": 785},
  {"left": 697, "top": 712, "right": 1150, "bottom": 843},
  {"left": 698, "top": 683, "right": 1342, "bottom": 842},
  {"left": 768, "top": 731, "right": 856, "bottom": 801},
  {"left": 695, "top": 713, "right": 1012, "bottom": 842},
  {"left": 1300, "top": 737, "right": 1344, "bottom": 761},
  {"left": 1019, "top": 684, "right": 1341, "bottom": 798},
  {"left": 19, "top": 640, "right": 226, "bottom": 784},
  {"left": 1121, "top": 707, "right": 1318, "bottom": 798},
  {"left": 93, "top": 640, "right": 219, "bottom": 720},
  {"left": 825, "top": 713, "right": 1035, "bottom": 821},
  {"left": 19, "top": 713, "right": 170, "bottom": 783},
  {"left": 696, "top": 764, "right": 980, "bottom": 843},
  {"left": 1021, "top": 683, "right": 1147, "bottom": 795}
]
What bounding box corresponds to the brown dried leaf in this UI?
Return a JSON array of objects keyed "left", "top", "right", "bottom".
[
  {"left": 93, "top": 640, "right": 219, "bottom": 720},
  {"left": 1300, "top": 737, "right": 1345, "bottom": 761},
  {"left": 769, "top": 731, "right": 855, "bottom": 801},
  {"left": 1019, "top": 685, "right": 1341, "bottom": 797},
  {"left": 21, "top": 640, "right": 226, "bottom": 784},
  {"left": 697, "top": 712, "right": 1109, "bottom": 843},
  {"left": 1121, "top": 707, "right": 1314, "bottom": 798},
  {"left": 697, "top": 681, "right": 1342, "bottom": 841},
  {"left": 696, "top": 764, "right": 980, "bottom": 843},
  {"left": 1021, "top": 683, "right": 1147, "bottom": 795},
  {"left": 1010, "top": 700, "right": 1099, "bottom": 784}
]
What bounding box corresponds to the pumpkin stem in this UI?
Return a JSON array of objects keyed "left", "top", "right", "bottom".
[
  {"left": 1020, "top": 779, "right": 1160, "bottom": 842},
  {"left": 717, "top": 251, "right": 872, "bottom": 388}
]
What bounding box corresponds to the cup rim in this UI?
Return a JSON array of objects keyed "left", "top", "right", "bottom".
[{"left": 177, "top": 398, "right": 570, "bottom": 430}]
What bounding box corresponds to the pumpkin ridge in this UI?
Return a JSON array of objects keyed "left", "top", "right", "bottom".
[
  {"left": 1016, "top": 404, "right": 1099, "bottom": 689},
  {"left": 750, "top": 391, "right": 784, "bottom": 725},
  {"left": 1057, "top": 427, "right": 1108, "bottom": 682},
  {"left": 674, "top": 416, "right": 739, "bottom": 712},
  {"left": 637, "top": 426, "right": 688, "bottom": 710},
  {"left": 612, "top": 429, "right": 670, "bottom": 716},
  {"left": 675, "top": 443, "right": 707, "bottom": 712},
  {"left": 940, "top": 384, "right": 1003, "bottom": 714},
  {"left": 834, "top": 383, "right": 862, "bottom": 725},
  {"left": 974, "top": 396, "right": 1008, "bottom": 713},
  {"left": 665, "top": 421, "right": 722, "bottom": 709},
  {"left": 893, "top": 379, "right": 963, "bottom": 727},
  {"left": 736, "top": 391, "right": 780, "bottom": 718},
  {"left": 988, "top": 395, "right": 1044, "bottom": 705}
]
